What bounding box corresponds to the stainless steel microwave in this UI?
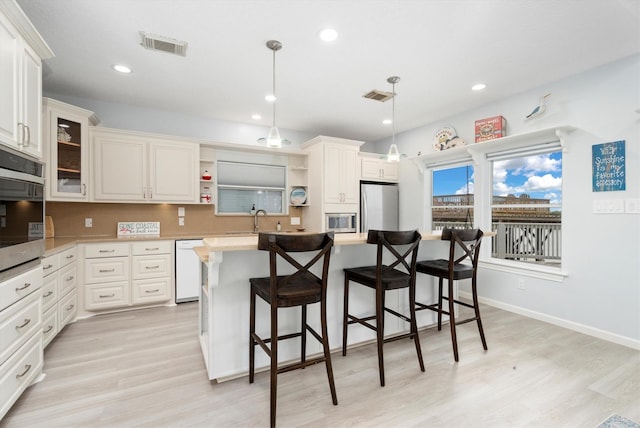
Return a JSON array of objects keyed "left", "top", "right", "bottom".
[
  {"left": 0, "top": 146, "right": 45, "bottom": 274},
  {"left": 326, "top": 213, "right": 357, "bottom": 233}
]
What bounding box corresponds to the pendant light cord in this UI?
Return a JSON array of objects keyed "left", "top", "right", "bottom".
[{"left": 272, "top": 46, "right": 277, "bottom": 127}]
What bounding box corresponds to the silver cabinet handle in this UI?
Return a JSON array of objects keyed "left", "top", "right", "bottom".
[
  {"left": 145, "top": 265, "right": 160, "bottom": 270},
  {"left": 43, "top": 291, "right": 54, "bottom": 298},
  {"left": 16, "top": 364, "right": 32, "bottom": 379},
  {"left": 82, "top": 183, "right": 86, "bottom": 196},
  {"left": 99, "top": 249, "right": 115, "bottom": 253},
  {"left": 65, "top": 276, "right": 75, "bottom": 281},
  {"left": 145, "top": 247, "right": 159, "bottom": 251},
  {"left": 15, "top": 282, "right": 31, "bottom": 291},
  {"left": 17, "top": 122, "right": 25, "bottom": 147},
  {"left": 99, "top": 269, "right": 115, "bottom": 273},
  {"left": 99, "top": 293, "right": 115, "bottom": 298},
  {"left": 15, "top": 318, "right": 31, "bottom": 329},
  {"left": 24, "top": 124, "right": 31, "bottom": 146},
  {"left": 66, "top": 254, "right": 75, "bottom": 260},
  {"left": 44, "top": 325, "right": 54, "bottom": 333},
  {"left": 145, "top": 289, "right": 160, "bottom": 293},
  {"left": 43, "top": 264, "right": 53, "bottom": 270},
  {"left": 65, "top": 304, "right": 75, "bottom": 311}
]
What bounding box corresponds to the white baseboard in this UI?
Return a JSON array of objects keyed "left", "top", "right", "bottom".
[{"left": 459, "top": 291, "right": 640, "bottom": 351}]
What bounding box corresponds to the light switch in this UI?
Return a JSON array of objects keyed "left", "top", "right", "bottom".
[
  {"left": 85, "top": 218, "right": 92, "bottom": 227},
  {"left": 626, "top": 199, "right": 640, "bottom": 214},
  {"left": 178, "top": 207, "right": 185, "bottom": 217}
]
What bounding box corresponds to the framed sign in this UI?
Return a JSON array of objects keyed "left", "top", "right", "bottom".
[
  {"left": 592, "top": 140, "right": 625, "bottom": 192},
  {"left": 117, "top": 221, "right": 160, "bottom": 236}
]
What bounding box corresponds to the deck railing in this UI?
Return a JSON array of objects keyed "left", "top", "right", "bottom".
[{"left": 433, "top": 221, "right": 562, "bottom": 264}]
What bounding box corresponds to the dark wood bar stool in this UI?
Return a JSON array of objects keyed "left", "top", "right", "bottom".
[
  {"left": 415, "top": 228, "right": 487, "bottom": 362},
  {"left": 249, "top": 232, "right": 337, "bottom": 428},
  {"left": 342, "top": 229, "right": 424, "bottom": 387}
]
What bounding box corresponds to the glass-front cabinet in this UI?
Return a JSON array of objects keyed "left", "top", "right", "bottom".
[{"left": 43, "top": 98, "right": 99, "bottom": 201}]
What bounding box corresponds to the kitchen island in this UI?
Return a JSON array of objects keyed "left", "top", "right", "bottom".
[{"left": 197, "top": 232, "right": 450, "bottom": 382}]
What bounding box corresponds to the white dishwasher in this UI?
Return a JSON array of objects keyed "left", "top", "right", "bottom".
[{"left": 175, "top": 239, "right": 203, "bottom": 303}]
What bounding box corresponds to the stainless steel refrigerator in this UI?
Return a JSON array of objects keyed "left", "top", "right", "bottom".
[{"left": 360, "top": 181, "right": 399, "bottom": 233}]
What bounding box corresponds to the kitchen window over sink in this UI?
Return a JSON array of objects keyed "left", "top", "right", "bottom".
[{"left": 216, "top": 161, "right": 286, "bottom": 214}]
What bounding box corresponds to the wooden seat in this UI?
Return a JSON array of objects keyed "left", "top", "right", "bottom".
[
  {"left": 415, "top": 228, "right": 487, "bottom": 362},
  {"left": 249, "top": 232, "right": 337, "bottom": 428},
  {"left": 342, "top": 229, "right": 424, "bottom": 387}
]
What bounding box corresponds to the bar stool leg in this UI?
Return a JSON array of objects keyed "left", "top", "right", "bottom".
[
  {"left": 409, "top": 281, "right": 425, "bottom": 372},
  {"left": 270, "top": 303, "right": 278, "bottom": 428},
  {"left": 342, "top": 275, "right": 350, "bottom": 356},
  {"left": 375, "top": 283, "right": 386, "bottom": 387},
  {"left": 448, "top": 278, "right": 459, "bottom": 362},
  {"left": 437, "top": 277, "right": 444, "bottom": 330},
  {"left": 472, "top": 277, "right": 488, "bottom": 350},
  {"left": 249, "top": 289, "right": 256, "bottom": 384},
  {"left": 301, "top": 305, "right": 307, "bottom": 364},
  {"left": 321, "top": 297, "right": 338, "bottom": 405}
]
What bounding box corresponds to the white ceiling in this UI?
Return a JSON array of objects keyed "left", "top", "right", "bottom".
[{"left": 16, "top": 0, "right": 640, "bottom": 143}]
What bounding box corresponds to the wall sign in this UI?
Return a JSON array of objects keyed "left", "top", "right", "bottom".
[
  {"left": 117, "top": 221, "right": 160, "bottom": 236},
  {"left": 592, "top": 140, "right": 625, "bottom": 192}
]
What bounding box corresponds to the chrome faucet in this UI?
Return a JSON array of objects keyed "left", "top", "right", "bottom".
[{"left": 254, "top": 209, "right": 267, "bottom": 233}]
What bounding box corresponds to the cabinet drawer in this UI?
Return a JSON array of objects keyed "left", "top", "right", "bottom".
[
  {"left": 41, "top": 254, "right": 59, "bottom": 278},
  {"left": 42, "top": 305, "right": 58, "bottom": 348},
  {"left": 58, "top": 291, "right": 77, "bottom": 329},
  {"left": 84, "top": 242, "right": 129, "bottom": 258},
  {"left": 58, "top": 263, "right": 77, "bottom": 297},
  {"left": 131, "top": 240, "right": 172, "bottom": 256},
  {"left": 84, "top": 282, "right": 128, "bottom": 311},
  {"left": 84, "top": 257, "right": 129, "bottom": 284},
  {"left": 41, "top": 275, "right": 58, "bottom": 312},
  {"left": 58, "top": 246, "right": 77, "bottom": 268},
  {"left": 132, "top": 278, "right": 171, "bottom": 305},
  {"left": 0, "top": 267, "right": 42, "bottom": 312},
  {"left": 132, "top": 254, "right": 171, "bottom": 279},
  {"left": 0, "top": 290, "right": 42, "bottom": 366},
  {"left": 0, "top": 332, "right": 43, "bottom": 420}
]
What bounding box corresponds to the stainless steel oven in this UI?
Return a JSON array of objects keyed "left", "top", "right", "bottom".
[
  {"left": 0, "top": 146, "right": 45, "bottom": 273},
  {"left": 326, "top": 213, "right": 357, "bottom": 233}
]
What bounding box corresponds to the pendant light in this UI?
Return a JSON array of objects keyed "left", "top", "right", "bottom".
[
  {"left": 386, "top": 76, "right": 400, "bottom": 162},
  {"left": 264, "top": 40, "right": 282, "bottom": 148}
]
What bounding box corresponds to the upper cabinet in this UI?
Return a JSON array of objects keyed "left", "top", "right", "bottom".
[
  {"left": 43, "top": 98, "right": 99, "bottom": 201},
  {"left": 323, "top": 142, "right": 360, "bottom": 205},
  {"left": 0, "top": 2, "right": 53, "bottom": 159},
  {"left": 91, "top": 128, "right": 199, "bottom": 203},
  {"left": 360, "top": 153, "right": 398, "bottom": 182}
]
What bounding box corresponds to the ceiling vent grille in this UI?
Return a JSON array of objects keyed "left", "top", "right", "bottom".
[
  {"left": 363, "top": 89, "right": 394, "bottom": 102},
  {"left": 140, "top": 32, "right": 188, "bottom": 57}
]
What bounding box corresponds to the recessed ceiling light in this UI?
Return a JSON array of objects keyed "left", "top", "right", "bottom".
[
  {"left": 265, "top": 94, "right": 276, "bottom": 102},
  {"left": 471, "top": 83, "right": 486, "bottom": 91},
  {"left": 382, "top": 119, "right": 392, "bottom": 125},
  {"left": 251, "top": 114, "right": 262, "bottom": 120},
  {"left": 113, "top": 64, "right": 131, "bottom": 73},
  {"left": 319, "top": 28, "right": 338, "bottom": 42}
]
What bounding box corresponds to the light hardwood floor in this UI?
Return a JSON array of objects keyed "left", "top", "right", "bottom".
[{"left": 2, "top": 302, "right": 639, "bottom": 427}]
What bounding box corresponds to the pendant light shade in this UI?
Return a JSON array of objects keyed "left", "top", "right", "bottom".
[
  {"left": 262, "top": 40, "right": 282, "bottom": 148},
  {"left": 386, "top": 76, "right": 401, "bottom": 162}
]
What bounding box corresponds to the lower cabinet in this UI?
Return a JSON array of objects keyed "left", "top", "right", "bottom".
[
  {"left": 81, "top": 240, "right": 173, "bottom": 314},
  {"left": 0, "top": 264, "right": 43, "bottom": 420},
  {"left": 40, "top": 245, "right": 78, "bottom": 348}
]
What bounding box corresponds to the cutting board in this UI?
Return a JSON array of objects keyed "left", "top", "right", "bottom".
[{"left": 45, "top": 216, "right": 54, "bottom": 238}]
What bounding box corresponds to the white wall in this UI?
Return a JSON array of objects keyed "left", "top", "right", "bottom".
[{"left": 375, "top": 54, "right": 640, "bottom": 348}]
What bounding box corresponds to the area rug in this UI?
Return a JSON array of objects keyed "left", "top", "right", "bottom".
[{"left": 597, "top": 414, "right": 640, "bottom": 428}]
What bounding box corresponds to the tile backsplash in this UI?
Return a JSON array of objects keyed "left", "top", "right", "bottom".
[{"left": 45, "top": 202, "right": 303, "bottom": 238}]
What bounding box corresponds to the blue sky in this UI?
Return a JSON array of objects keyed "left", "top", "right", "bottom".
[{"left": 433, "top": 152, "right": 563, "bottom": 204}]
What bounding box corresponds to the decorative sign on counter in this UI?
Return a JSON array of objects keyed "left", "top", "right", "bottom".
[
  {"left": 592, "top": 140, "right": 625, "bottom": 192},
  {"left": 117, "top": 221, "right": 160, "bottom": 236}
]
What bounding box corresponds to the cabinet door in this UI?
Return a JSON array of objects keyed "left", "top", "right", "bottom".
[
  {"left": 324, "top": 143, "right": 343, "bottom": 204},
  {"left": 361, "top": 158, "right": 382, "bottom": 179},
  {"left": 148, "top": 141, "right": 197, "bottom": 202},
  {"left": 46, "top": 106, "right": 90, "bottom": 200},
  {"left": 93, "top": 134, "right": 146, "bottom": 201},
  {"left": 0, "top": 14, "right": 19, "bottom": 148},
  {"left": 341, "top": 146, "right": 359, "bottom": 204},
  {"left": 19, "top": 43, "right": 42, "bottom": 158},
  {"left": 381, "top": 161, "right": 398, "bottom": 180}
]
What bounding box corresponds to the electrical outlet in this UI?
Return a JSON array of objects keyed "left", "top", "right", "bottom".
[
  {"left": 85, "top": 218, "right": 92, "bottom": 228},
  {"left": 517, "top": 279, "right": 525, "bottom": 290},
  {"left": 179, "top": 217, "right": 185, "bottom": 226}
]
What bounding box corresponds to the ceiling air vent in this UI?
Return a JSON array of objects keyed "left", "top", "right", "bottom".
[
  {"left": 363, "top": 89, "right": 394, "bottom": 102},
  {"left": 140, "top": 32, "right": 188, "bottom": 57}
]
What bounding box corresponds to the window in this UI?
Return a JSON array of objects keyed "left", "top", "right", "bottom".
[
  {"left": 431, "top": 163, "right": 474, "bottom": 230},
  {"left": 491, "top": 149, "right": 562, "bottom": 265},
  {"left": 217, "top": 161, "right": 286, "bottom": 214}
]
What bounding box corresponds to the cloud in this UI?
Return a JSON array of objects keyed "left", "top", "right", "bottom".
[{"left": 523, "top": 174, "right": 562, "bottom": 191}]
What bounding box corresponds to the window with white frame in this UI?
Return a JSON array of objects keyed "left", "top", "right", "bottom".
[
  {"left": 217, "top": 161, "right": 286, "bottom": 214},
  {"left": 490, "top": 147, "right": 562, "bottom": 265},
  {"left": 431, "top": 162, "right": 475, "bottom": 230}
]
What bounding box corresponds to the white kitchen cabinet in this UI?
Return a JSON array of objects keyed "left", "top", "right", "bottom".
[
  {"left": 43, "top": 98, "right": 99, "bottom": 201},
  {"left": 301, "top": 136, "right": 364, "bottom": 232},
  {"left": 40, "top": 245, "right": 78, "bottom": 348},
  {"left": 0, "top": 263, "right": 43, "bottom": 420},
  {"left": 80, "top": 240, "right": 172, "bottom": 316},
  {"left": 360, "top": 155, "right": 398, "bottom": 182},
  {"left": 91, "top": 127, "right": 198, "bottom": 203},
  {"left": 0, "top": 3, "right": 52, "bottom": 158}
]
